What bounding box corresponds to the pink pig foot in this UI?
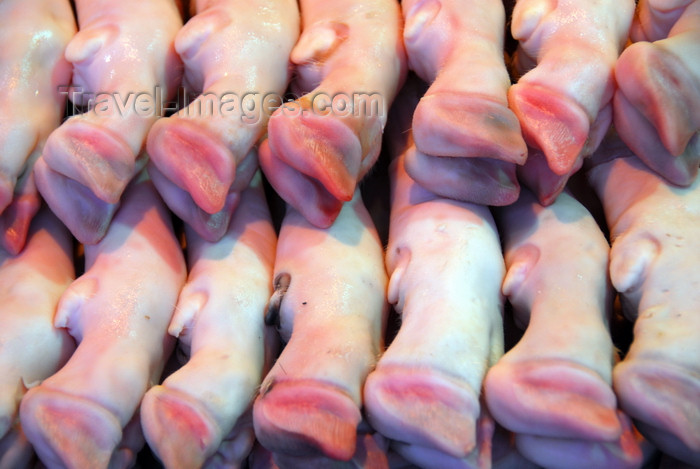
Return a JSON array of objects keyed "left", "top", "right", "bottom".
[
  {"left": 20, "top": 387, "right": 123, "bottom": 469},
  {"left": 412, "top": 92, "right": 527, "bottom": 164},
  {"left": 364, "top": 365, "right": 480, "bottom": 459},
  {"left": 485, "top": 359, "right": 621, "bottom": 441},
  {"left": 140, "top": 386, "right": 222, "bottom": 469},
  {"left": 41, "top": 120, "right": 137, "bottom": 205},
  {"left": 615, "top": 41, "right": 700, "bottom": 158},
  {"left": 614, "top": 40, "right": 700, "bottom": 185},
  {"left": 146, "top": 119, "right": 237, "bottom": 217},
  {"left": 253, "top": 380, "right": 362, "bottom": 461},
  {"left": 613, "top": 92, "right": 700, "bottom": 185},
  {"left": 614, "top": 360, "right": 700, "bottom": 466},
  {"left": 261, "top": 108, "right": 381, "bottom": 229},
  {"left": 509, "top": 83, "right": 590, "bottom": 176}
]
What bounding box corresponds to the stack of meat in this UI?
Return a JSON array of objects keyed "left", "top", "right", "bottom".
[{"left": 1, "top": 0, "right": 698, "bottom": 468}]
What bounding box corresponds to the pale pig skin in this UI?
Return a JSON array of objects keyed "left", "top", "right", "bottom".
[
  {"left": 484, "top": 188, "right": 643, "bottom": 469},
  {"left": 0, "top": 208, "right": 76, "bottom": 469},
  {"left": 586, "top": 135, "right": 700, "bottom": 466},
  {"left": 258, "top": 0, "right": 407, "bottom": 229},
  {"left": 363, "top": 129, "right": 504, "bottom": 468},
  {"left": 147, "top": 0, "right": 299, "bottom": 242},
  {"left": 0, "top": 0, "right": 75, "bottom": 254},
  {"left": 19, "top": 175, "right": 186, "bottom": 469},
  {"left": 400, "top": 0, "right": 526, "bottom": 206},
  {"left": 253, "top": 191, "right": 388, "bottom": 464},
  {"left": 140, "top": 173, "right": 277, "bottom": 469},
  {"left": 614, "top": 0, "right": 700, "bottom": 185},
  {"left": 509, "top": 0, "right": 634, "bottom": 204},
  {"left": 34, "top": 0, "right": 183, "bottom": 245}
]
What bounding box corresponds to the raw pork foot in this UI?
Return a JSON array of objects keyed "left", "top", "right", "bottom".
[
  {"left": 614, "top": 0, "right": 700, "bottom": 186},
  {"left": 258, "top": 0, "right": 406, "bottom": 228},
  {"left": 146, "top": 0, "right": 299, "bottom": 241},
  {"left": 400, "top": 0, "right": 525, "bottom": 206},
  {"left": 508, "top": 0, "right": 634, "bottom": 202},
  {"left": 484, "top": 188, "right": 642, "bottom": 469},
  {"left": 141, "top": 173, "right": 276, "bottom": 469},
  {"left": 403, "top": 0, "right": 526, "bottom": 165},
  {"left": 364, "top": 117, "right": 504, "bottom": 467},
  {"left": 253, "top": 191, "right": 387, "bottom": 461},
  {"left": 35, "top": 0, "right": 183, "bottom": 244},
  {"left": 20, "top": 175, "right": 186, "bottom": 469},
  {"left": 587, "top": 133, "right": 700, "bottom": 466}
]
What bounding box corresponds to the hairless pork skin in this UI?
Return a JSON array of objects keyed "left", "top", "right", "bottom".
[
  {"left": 614, "top": 0, "right": 700, "bottom": 185},
  {"left": 0, "top": 0, "right": 75, "bottom": 254},
  {"left": 258, "top": 0, "right": 407, "bottom": 229},
  {"left": 509, "top": 0, "right": 634, "bottom": 204},
  {"left": 146, "top": 0, "right": 300, "bottom": 242},
  {"left": 0, "top": 208, "right": 76, "bottom": 469},
  {"left": 34, "top": 0, "right": 183, "bottom": 245},
  {"left": 586, "top": 133, "right": 700, "bottom": 467},
  {"left": 140, "top": 173, "right": 277, "bottom": 469},
  {"left": 19, "top": 174, "right": 186, "bottom": 469},
  {"left": 400, "top": 0, "right": 526, "bottom": 207},
  {"left": 484, "top": 187, "right": 643, "bottom": 469},
  {"left": 363, "top": 80, "right": 504, "bottom": 469},
  {"left": 253, "top": 191, "right": 388, "bottom": 465}
]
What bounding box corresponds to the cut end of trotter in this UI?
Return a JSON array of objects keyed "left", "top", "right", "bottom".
[
  {"left": 615, "top": 41, "right": 700, "bottom": 158},
  {"left": 614, "top": 360, "right": 700, "bottom": 454},
  {"left": 147, "top": 118, "right": 237, "bottom": 215},
  {"left": 613, "top": 90, "right": 700, "bottom": 186},
  {"left": 42, "top": 120, "right": 136, "bottom": 205},
  {"left": 140, "top": 386, "right": 220, "bottom": 469},
  {"left": 253, "top": 380, "right": 361, "bottom": 461},
  {"left": 413, "top": 91, "right": 528, "bottom": 164},
  {"left": 509, "top": 83, "right": 590, "bottom": 176},
  {"left": 19, "top": 387, "right": 123, "bottom": 469},
  {"left": 484, "top": 359, "right": 621, "bottom": 441},
  {"left": 363, "top": 365, "right": 480, "bottom": 458},
  {"left": 266, "top": 108, "right": 362, "bottom": 203}
]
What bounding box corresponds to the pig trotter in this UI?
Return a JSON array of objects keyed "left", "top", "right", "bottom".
[{"left": 253, "top": 380, "right": 361, "bottom": 461}]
